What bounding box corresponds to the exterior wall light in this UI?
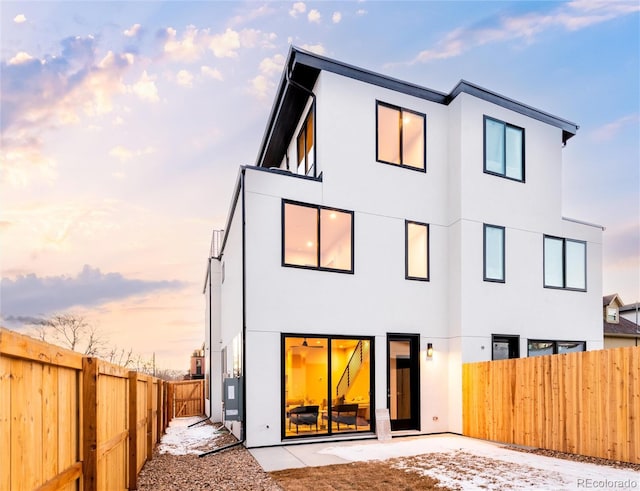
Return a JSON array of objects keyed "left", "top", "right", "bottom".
[{"left": 427, "top": 343, "right": 433, "bottom": 358}]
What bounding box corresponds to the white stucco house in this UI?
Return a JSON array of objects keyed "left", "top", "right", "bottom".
[{"left": 204, "top": 47, "right": 603, "bottom": 448}]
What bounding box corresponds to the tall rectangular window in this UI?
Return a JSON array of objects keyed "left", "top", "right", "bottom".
[
  {"left": 543, "top": 235, "right": 586, "bottom": 291},
  {"left": 283, "top": 201, "right": 353, "bottom": 273},
  {"left": 296, "top": 109, "right": 315, "bottom": 176},
  {"left": 376, "top": 101, "right": 425, "bottom": 171},
  {"left": 484, "top": 224, "right": 505, "bottom": 282},
  {"left": 405, "top": 221, "right": 429, "bottom": 280},
  {"left": 484, "top": 116, "right": 524, "bottom": 181}
]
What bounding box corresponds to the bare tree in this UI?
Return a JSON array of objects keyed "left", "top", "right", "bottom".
[
  {"left": 106, "top": 346, "right": 136, "bottom": 367},
  {"left": 30, "top": 314, "right": 107, "bottom": 356},
  {"left": 27, "top": 314, "right": 185, "bottom": 377},
  {"left": 154, "top": 368, "right": 187, "bottom": 381}
]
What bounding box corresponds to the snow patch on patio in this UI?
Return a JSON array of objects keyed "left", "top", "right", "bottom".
[
  {"left": 157, "top": 416, "right": 224, "bottom": 455},
  {"left": 318, "top": 435, "right": 640, "bottom": 490}
]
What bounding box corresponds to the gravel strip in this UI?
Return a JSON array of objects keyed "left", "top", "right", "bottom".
[{"left": 138, "top": 434, "right": 282, "bottom": 491}]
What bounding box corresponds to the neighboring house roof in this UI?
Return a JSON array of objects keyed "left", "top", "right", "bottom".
[
  {"left": 603, "top": 293, "right": 623, "bottom": 307},
  {"left": 620, "top": 302, "right": 640, "bottom": 314},
  {"left": 604, "top": 316, "right": 640, "bottom": 337},
  {"left": 256, "top": 46, "right": 580, "bottom": 169}
]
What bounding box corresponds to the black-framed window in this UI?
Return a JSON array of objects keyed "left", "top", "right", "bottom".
[
  {"left": 282, "top": 334, "right": 374, "bottom": 439},
  {"left": 492, "top": 334, "right": 519, "bottom": 360},
  {"left": 543, "top": 235, "right": 586, "bottom": 291},
  {"left": 484, "top": 224, "right": 505, "bottom": 282},
  {"left": 376, "top": 101, "right": 426, "bottom": 171},
  {"left": 528, "top": 340, "right": 586, "bottom": 357},
  {"left": 296, "top": 108, "right": 315, "bottom": 177},
  {"left": 405, "top": 220, "right": 429, "bottom": 280},
  {"left": 282, "top": 200, "right": 354, "bottom": 273},
  {"left": 484, "top": 115, "right": 524, "bottom": 181}
]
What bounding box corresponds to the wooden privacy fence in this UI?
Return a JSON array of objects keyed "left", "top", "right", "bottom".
[
  {"left": 463, "top": 346, "right": 640, "bottom": 464},
  {"left": 0, "top": 327, "right": 177, "bottom": 490}
]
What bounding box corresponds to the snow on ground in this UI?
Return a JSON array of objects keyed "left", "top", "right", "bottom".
[
  {"left": 318, "top": 435, "right": 640, "bottom": 491},
  {"left": 157, "top": 416, "right": 225, "bottom": 455}
]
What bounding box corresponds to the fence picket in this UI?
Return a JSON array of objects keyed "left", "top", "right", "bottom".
[
  {"left": 0, "top": 328, "right": 197, "bottom": 491},
  {"left": 463, "top": 346, "right": 640, "bottom": 464}
]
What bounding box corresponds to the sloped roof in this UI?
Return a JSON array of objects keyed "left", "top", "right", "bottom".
[
  {"left": 603, "top": 293, "right": 622, "bottom": 307},
  {"left": 620, "top": 302, "right": 640, "bottom": 313},
  {"left": 256, "top": 46, "right": 579, "bottom": 169},
  {"left": 604, "top": 317, "right": 640, "bottom": 336}
]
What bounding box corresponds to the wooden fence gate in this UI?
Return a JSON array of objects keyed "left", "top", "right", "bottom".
[{"left": 168, "top": 380, "right": 204, "bottom": 418}]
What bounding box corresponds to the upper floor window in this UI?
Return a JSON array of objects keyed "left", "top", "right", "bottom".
[
  {"left": 405, "top": 220, "right": 429, "bottom": 280},
  {"left": 484, "top": 116, "right": 524, "bottom": 182},
  {"left": 543, "top": 235, "right": 586, "bottom": 291},
  {"left": 297, "top": 109, "right": 315, "bottom": 176},
  {"left": 605, "top": 306, "right": 619, "bottom": 323},
  {"left": 282, "top": 200, "right": 353, "bottom": 273},
  {"left": 484, "top": 224, "right": 505, "bottom": 282},
  {"left": 376, "top": 101, "right": 425, "bottom": 171}
]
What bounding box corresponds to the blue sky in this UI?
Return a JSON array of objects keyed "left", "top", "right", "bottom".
[{"left": 1, "top": 1, "right": 638, "bottom": 370}]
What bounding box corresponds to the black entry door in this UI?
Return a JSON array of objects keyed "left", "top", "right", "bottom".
[{"left": 387, "top": 334, "right": 420, "bottom": 431}]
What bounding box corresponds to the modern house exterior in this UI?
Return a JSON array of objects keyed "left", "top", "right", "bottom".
[
  {"left": 204, "top": 47, "right": 603, "bottom": 448},
  {"left": 603, "top": 294, "right": 640, "bottom": 348}
]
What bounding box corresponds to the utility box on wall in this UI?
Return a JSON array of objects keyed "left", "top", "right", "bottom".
[{"left": 223, "top": 377, "right": 243, "bottom": 421}]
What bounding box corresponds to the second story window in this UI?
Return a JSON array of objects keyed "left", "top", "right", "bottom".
[
  {"left": 405, "top": 220, "right": 429, "bottom": 280},
  {"left": 543, "top": 235, "right": 586, "bottom": 291},
  {"left": 297, "top": 109, "right": 315, "bottom": 176},
  {"left": 484, "top": 224, "right": 505, "bottom": 282},
  {"left": 376, "top": 101, "right": 425, "bottom": 171},
  {"left": 282, "top": 200, "right": 353, "bottom": 273},
  {"left": 484, "top": 116, "right": 524, "bottom": 182}
]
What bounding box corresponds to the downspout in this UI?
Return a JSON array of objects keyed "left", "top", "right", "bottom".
[
  {"left": 208, "top": 256, "right": 213, "bottom": 418},
  {"left": 200, "top": 169, "right": 247, "bottom": 458},
  {"left": 241, "top": 167, "right": 247, "bottom": 444}
]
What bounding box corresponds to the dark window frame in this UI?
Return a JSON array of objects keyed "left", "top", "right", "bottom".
[
  {"left": 491, "top": 334, "right": 519, "bottom": 360},
  {"left": 376, "top": 101, "right": 427, "bottom": 173},
  {"left": 483, "top": 224, "right": 505, "bottom": 283},
  {"left": 405, "top": 220, "right": 430, "bottom": 281},
  {"left": 543, "top": 235, "right": 587, "bottom": 292},
  {"left": 296, "top": 105, "right": 316, "bottom": 177},
  {"left": 281, "top": 199, "right": 355, "bottom": 274},
  {"left": 527, "top": 339, "right": 586, "bottom": 357},
  {"left": 280, "top": 333, "right": 376, "bottom": 440},
  {"left": 483, "top": 115, "right": 525, "bottom": 182}
]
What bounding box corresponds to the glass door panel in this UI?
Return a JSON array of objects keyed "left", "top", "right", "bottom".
[
  {"left": 283, "top": 336, "right": 328, "bottom": 437},
  {"left": 329, "top": 338, "right": 371, "bottom": 433},
  {"left": 387, "top": 335, "right": 420, "bottom": 431}
]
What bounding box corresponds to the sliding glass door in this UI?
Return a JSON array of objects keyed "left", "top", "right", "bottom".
[{"left": 282, "top": 335, "right": 373, "bottom": 439}]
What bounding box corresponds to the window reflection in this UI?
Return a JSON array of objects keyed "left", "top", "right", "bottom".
[{"left": 377, "top": 102, "right": 425, "bottom": 170}]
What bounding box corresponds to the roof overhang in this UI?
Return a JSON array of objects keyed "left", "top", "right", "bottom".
[{"left": 256, "top": 46, "right": 580, "bottom": 168}]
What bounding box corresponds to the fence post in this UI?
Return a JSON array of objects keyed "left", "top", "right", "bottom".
[
  {"left": 156, "top": 380, "right": 163, "bottom": 441},
  {"left": 146, "top": 376, "right": 153, "bottom": 461},
  {"left": 82, "top": 357, "right": 98, "bottom": 491},
  {"left": 128, "top": 371, "right": 138, "bottom": 491}
]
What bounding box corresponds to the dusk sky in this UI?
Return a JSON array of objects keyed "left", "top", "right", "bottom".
[{"left": 1, "top": 1, "right": 638, "bottom": 371}]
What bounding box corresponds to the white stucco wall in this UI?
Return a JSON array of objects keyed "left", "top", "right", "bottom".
[{"left": 211, "top": 69, "right": 603, "bottom": 447}]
